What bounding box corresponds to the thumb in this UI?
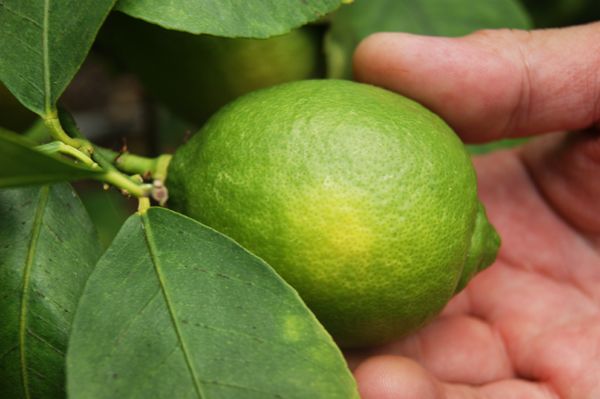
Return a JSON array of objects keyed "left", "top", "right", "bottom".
[{"left": 353, "top": 23, "right": 600, "bottom": 143}]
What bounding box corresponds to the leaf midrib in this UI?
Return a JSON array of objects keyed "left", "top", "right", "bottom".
[
  {"left": 19, "top": 185, "right": 50, "bottom": 399},
  {"left": 42, "top": 0, "right": 51, "bottom": 115},
  {"left": 141, "top": 212, "right": 205, "bottom": 399}
]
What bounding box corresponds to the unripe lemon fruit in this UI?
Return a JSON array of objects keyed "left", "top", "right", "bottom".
[
  {"left": 98, "top": 12, "right": 323, "bottom": 127},
  {"left": 166, "top": 79, "right": 501, "bottom": 348}
]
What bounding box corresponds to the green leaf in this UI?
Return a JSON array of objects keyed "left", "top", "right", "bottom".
[
  {"left": 325, "top": 0, "right": 532, "bottom": 79},
  {"left": 67, "top": 207, "right": 359, "bottom": 399},
  {"left": 0, "top": 0, "right": 115, "bottom": 116},
  {"left": 114, "top": 0, "right": 344, "bottom": 38},
  {"left": 466, "top": 137, "right": 533, "bottom": 155},
  {"left": 0, "top": 182, "right": 104, "bottom": 398},
  {"left": 0, "top": 128, "right": 103, "bottom": 189}
]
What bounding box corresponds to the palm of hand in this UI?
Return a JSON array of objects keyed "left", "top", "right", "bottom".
[{"left": 347, "top": 133, "right": 600, "bottom": 398}]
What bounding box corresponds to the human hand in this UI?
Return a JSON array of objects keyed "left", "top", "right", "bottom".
[{"left": 347, "top": 23, "right": 600, "bottom": 398}]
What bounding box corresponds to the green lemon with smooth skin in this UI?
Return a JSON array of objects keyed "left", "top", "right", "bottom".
[
  {"left": 98, "top": 12, "right": 324, "bottom": 127},
  {"left": 166, "top": 79, "right": 501, "bottom": 348}
]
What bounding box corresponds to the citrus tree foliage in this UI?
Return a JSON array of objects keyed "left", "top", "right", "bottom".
[
  {"left": 0, "top": 0, "right": 115, "bottom": 117},
  {"left": 67, "top": 208, "right": 357, "bottom": 399},
  {"left": 0, "top": 183, "right": 104, "bottom": 398},
  {"left": 0, "top": 0, "right": 532, "bottom": 397},
  {"left": 0, "top": 0, "right": 344, "bottom": 117},
  {"left": 115, "top": 0, "right": 347, "bottom": 38},
  {"left": 0, "top": 128, "right": 102, "bottom": 188}
]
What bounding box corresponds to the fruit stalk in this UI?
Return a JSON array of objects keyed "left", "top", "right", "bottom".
[{"left": 94, "top": 147, "right": 172, "bottom": 182}]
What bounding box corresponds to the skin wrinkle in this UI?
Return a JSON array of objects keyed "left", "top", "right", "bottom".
[
  {"left": 452, "top": 315, "right": 512, "bottom": 383},
  {"left": 505, "top": 147, "right": 599, "bottom": 303},
  {"left": 510, "top": 31, "right": 534, "bottom": 141},
  {"left": 483, "top": 283, "right": 565, "bottom": 396},
  {"left": 523, "top": 132, "right": 600, "bottom": 237},
  {"left": 481, "top": 263, "right": 600, "bottom": 395},
  {"left": 465, "top": 283, "right": 521, "bottom": 382},
  {"left": 489, "top": 318, "right": 516, "bottom": 381},
  {"left": 355, "top": 23, "right": 600, "bottom": 142},
  {"left": 477, "top": 148, "right": 599, "bottom": 392},
  {"left": 463, "top": 28, "right": 534, "bottom": 141},
  {"left": 350, "top": 24, "right": 600, "bottom": 398}
]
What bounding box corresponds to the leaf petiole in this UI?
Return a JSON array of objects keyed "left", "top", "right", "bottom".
[
  {"left": 34, "top": 142, "right": 99, "bottom": 168},
  {"left": 137, "top": 197, "right": 151, "bottom": 215},
  {"left": 51, "top": 104, "right": 165, "bottom": 200},
  {"left": 57, "top": 104, "right": 172, "bottom": 181},
  {"left": 43, "top": 111, "right": 84, "bottom": 150}
]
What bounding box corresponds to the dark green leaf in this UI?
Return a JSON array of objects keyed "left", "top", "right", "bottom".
[
  {"left": 0, "top": 182, "right": 104, "bottom": 399},
  {"left": 0, "top": 80, "right": 39, "bottom": 133},
  {"left": 520, "top": 0, "right": 589, "bottom": 28},
  {"left": 67, "top": 207, "right": 359, "bottom": 399},
  {"left": 325, "top": 0, "right": 532, "bottom": 79},
  {"left": 466, "top": 137, "right": 533, "bottom": 155},
  {"left": 0, "top": 129, "right": 103, "bottom": 189},
  {"left": 114, "top": 0, "right": 344, "bottom": 38},
  {"left": 0, "top": 0, "right": 115, "bottom": 116}
]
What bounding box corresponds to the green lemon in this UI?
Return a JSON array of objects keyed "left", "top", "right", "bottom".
[
  {"left": 166, "top": 79, "right": 501, "bottom": 348},
  {"left": 98, "top": 12, "right": 324, "bottom": 127}
]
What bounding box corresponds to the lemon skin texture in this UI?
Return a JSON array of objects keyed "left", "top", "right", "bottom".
[
  {"left": 97, "top": 12, "right": 324, "bottom": 127},
  {"left": 166, "top": 79, "right": 501, "bottom": 348}
]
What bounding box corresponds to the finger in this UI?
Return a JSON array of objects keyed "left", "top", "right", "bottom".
[
  {"left": 521, "top": 130, "right": 600, "bottom": 236},
  {"left": 381, "top": 315, "right": 513, "bottom": 384},
  {"left": 353, "top": 23, "right": 600, "bottom": 143},
  {"left": 346, "top": 315, "right": 514, "bottom": 385},
  {"left": 472, "top": 148, "right": 600, "bottom": 397},
  {"left": 346, "top": 313, "right": 513, "bottom": 385},
  {"left": 464, "top": 260, "right": 600, "bottom": 398},
  {"left": 353, "top": 355, "right": 445, "bottom": 399},
  {"left": 353, "top": 355, "right": 557, "bottom": 399}
]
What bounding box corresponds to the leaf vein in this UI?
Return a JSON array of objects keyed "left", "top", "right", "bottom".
[
  {"left": 196, "top": 378, "right": 293, "bottom": 399},
  {"left": 0, "top": 344, "right": 19, "bottom": 361},
  {"left": 0, "top": 3, "right": 42, "bottom": 27},
  {"left": 110, "top": 289, "right": 162, "bottom": 350},
  {"left": 170, "top": 259, "right": 301, "bottom": 311},
  {"left": 0, "top": 30, "right": 43, "bottom": 55},
  {"left": 26, "top": 328, "right": 66, "bottom": 357},
  {"left": 44, "top": 221, "right": 95, "bottom": 272},
  {"left": 133, "top": 343, "right": 180, "bottom": 393},
  {"left": 19, "top": 185, "right": 50, "bottom": 399},
  {"left": 187, "top": 321, "right": 336, "bottom": 375},
  {"left": 1, "top": 286, "right": 20, "bottom": 302},
  {"left": 142, "top": 213, "right": 206, "bottom": 399}
]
